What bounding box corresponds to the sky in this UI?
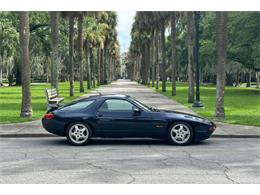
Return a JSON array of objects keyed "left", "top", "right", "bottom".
[{"left": 117, "top": 11, "right": 136, "bottom": 55}]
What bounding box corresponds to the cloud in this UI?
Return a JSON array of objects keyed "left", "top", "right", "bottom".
[{"left": 117, "top": 11, "right": 136, "bottom": 54}]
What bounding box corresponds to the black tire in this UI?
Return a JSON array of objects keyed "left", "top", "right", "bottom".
[
  {"left": 167, "top": 122, "right": 194, "bottom": 146},
  {"left": 65, "top": 122, "right": 92, "bottom": 146}
]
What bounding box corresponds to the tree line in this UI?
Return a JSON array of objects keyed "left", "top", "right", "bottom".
[
  {"left": 125, "top": 11, "right": 259, "bottom": 120},
  {"left": 0, "top": 11, "right": 121, "bottom": 118}
]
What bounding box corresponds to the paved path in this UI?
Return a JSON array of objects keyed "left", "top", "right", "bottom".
[
  {"left": 1, "top": 137, "right": 259, "bottom": 183},
  {"left": 0, "top": 79, "right": 260, "bottom": 137},
  {"left": 84, "top": 79, "right": 196, "bottom": 115}
]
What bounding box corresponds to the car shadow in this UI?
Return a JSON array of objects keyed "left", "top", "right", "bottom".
[{"left": 44, "top": 137, "right": 210, "bottom": 147}]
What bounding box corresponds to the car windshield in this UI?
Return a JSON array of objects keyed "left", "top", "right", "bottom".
[
  {"left": 59, "top": 100, "right": 95, "bottom": 111},
  {"left": 128, "top": 97, "right": 152, "bottom": 111}
]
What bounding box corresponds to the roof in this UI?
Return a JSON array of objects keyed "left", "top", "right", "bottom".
[{"left": 81, "top": 94, "right": 130, "bottom": 101}]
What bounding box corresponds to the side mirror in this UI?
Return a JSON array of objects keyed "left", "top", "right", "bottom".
[{"left": 133, "top": 107, "right": 141, "bottom": 115}]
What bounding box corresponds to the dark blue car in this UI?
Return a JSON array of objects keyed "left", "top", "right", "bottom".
[{"left": 42, "top": 94, "right": 216, "bottom": 146}]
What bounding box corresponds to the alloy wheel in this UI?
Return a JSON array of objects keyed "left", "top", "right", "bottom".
[
  {"left": 170, "top": 123, "right": 191, "bottom": 144},
  {"left": 68, "top": 124, "right": 89, "bottom": 144}
]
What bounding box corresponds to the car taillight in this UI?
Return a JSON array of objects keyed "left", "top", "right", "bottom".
[
  {"left": 209, "top": 126, "right": 216, "bottom": 131},
  {"left": 44, "top": 113, "right": 55, "bottom": 119}
]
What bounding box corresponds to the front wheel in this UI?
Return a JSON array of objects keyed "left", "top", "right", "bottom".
[
  {"left": 167, "top": 122, "right": 194, "bottom": 146},
  {"left": 66, "top": 122, "right": 92, "bottom": 146}
]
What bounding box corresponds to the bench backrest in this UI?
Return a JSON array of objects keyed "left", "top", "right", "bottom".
[{"left": 45, "top": 88, "right": 58, "bottom": 101}]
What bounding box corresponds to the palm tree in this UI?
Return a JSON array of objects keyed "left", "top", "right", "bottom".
[
  {"left": 84, "top": 12, "right": 109, "bottom": 88},
  {"left": 171, "top": 12, "right": 177, "bottom": 96},
  {"left": 104, "top": 11, "right": 118, "bottom": 84},
  {"left": 187, "top": 11, "right": 195, "bottom": 103},
  {"left": 157, "top": 12, "right": 169, "bottom": 92},
  {"left": 134, "top": 12, "right": 151, "bottom": 85},
  {"left": 19, "top": 12, "right": 32, "bottom": 118},
  {"left": 215, "top": 12, "right": 228, "bottom": 119},
  {"left": 50, "top": 11, "right": 59, "bottom": 92},
  {"left": 78, "top": 12, "right": 84, "bottom": 92}
]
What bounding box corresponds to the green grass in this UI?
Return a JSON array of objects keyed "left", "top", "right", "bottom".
[
  {"left": 150, "top": 82, "right": 260, "bottom": 126},
  {"left": 0, "top": 82, "right": 94, "bottom": 124}
]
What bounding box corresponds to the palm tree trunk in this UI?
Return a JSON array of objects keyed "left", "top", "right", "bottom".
[
  {"left": 246, "top": 70, "right": 251, "bottom": 87},
  {"left": 97, "top": 48, "right": 101, "bottom": 86},
  {"left": 100, "top": 48, "right": 104, "bottom": 85},
  {"left": 155, "top": 30, "right": 160, "bottom": 90},
  {"left": 171, "top": 12, "right": 177, "bottom": 96},
  {"left": 215, "top": 12, "right": 228, "bottom": 119},
  {"left": 50, "top": 11, "right": 59, "bottom": 93},
  {"left": 69, "top": 15, "right": 74, "bottom": 96},
  {"left": 187, "top": 11, "right": 195, "bottom": 103},
  {"left": 0, "top": 56, "right": 3, "bottom": 86},
  {"left": 161, "top": 25, "right": 166, "bottom": 92},
  {"left": 19, "top": 12, "right": 32, "bottom": 118},
  {"left": 137, "top": 55, "right": 140, "bottom": 81},
  {"left": 78, "top": 13, "right": 84, "bottom": 92},
  {"left": 256, "top": 72, "right": 259, "bottom": 88},
  {"left": 90, "top": 47, "right": 95, "bottom": 88},
  {"left": 104, "top": 46, "right": 108, "bottom": 84},
  {"left": 0, "top": 69, "right": 2, "bottom": 86},
  {"left": 151, "top": 30, "right": 155, "bottom": 87},
  {"left": 145, "top": 43, "right": 150, "bottom": 85},
  {"left": 140, "top": 46, "right": 146, "bottom": 84},
  {"left": 86, "top": 43, "right": 91, "bottom": 89},
  {"left": 136, "top": 53, "right": 141, "bottom": 82}
]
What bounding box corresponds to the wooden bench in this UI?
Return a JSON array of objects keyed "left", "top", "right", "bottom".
[{"left": 45, "top": 88, "right": 64, "bottom": 104}]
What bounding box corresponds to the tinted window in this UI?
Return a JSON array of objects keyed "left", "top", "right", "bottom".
[
  {"left": 99, "top": 99, "right": 135, "bottom": 112},
  {"left": 60, "top": 100, "right": 94, "bottom": 111}
]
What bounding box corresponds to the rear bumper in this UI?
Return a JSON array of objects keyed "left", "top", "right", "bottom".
[{"left": 42, "top": 118, "right": 66, "bottom": 136}]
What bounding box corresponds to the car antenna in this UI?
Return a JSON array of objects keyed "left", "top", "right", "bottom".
[{"left": 96, "top": 90, "right": 102, "bottom": 95}]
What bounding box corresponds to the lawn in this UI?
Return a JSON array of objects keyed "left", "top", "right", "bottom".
[
  {"left": 0, "top": 82, "right": 94, "bottom": 124},
  {"left": 151, "top": 82, "right": 260, "bottom": 126}
]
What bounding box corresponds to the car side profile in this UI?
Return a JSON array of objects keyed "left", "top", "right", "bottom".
[{"left": 42, "top": 94, "right": 216, "bottom": 146}]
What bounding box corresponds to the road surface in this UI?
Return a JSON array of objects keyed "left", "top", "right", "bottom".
[{"left": 1, "top": 137, "right": 259, "bottom": 183}]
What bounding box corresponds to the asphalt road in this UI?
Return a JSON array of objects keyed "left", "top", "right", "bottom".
[{"left": 0, "top": 137, "right": 259, "bottom": 184}]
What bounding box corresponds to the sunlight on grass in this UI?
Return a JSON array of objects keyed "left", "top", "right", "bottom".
[
  {"left": 0, "top": 82, "right": 94, "bottom": 124},
  {"left": 151, "top": 82, "right": 260, "bottom": 126}
]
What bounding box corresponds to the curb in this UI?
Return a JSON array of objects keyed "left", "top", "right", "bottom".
[
  {"left": 0, "top": 134, "right": 259, "bottom": 138},
  {"left": 0, "top": 134, "right": 57, "bottom": 138},
  {"left": 212, "top": 134, "right": 260, "bottom": 138}
]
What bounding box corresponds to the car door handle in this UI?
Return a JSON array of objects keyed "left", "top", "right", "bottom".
[{"left": 97, "top": 113, "right": 103, "bottom": 117}]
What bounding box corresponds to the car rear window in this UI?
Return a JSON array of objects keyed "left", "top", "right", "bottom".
[{"left": 60, "top": 100, "right": 95, "bottom": 111}]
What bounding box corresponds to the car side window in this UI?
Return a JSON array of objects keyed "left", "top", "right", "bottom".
[
  {"left": 60, "top": 100, "right": 95, "bottom": 111},
  {"left": 99, "top": 99, "right": 135, "bottom": 112}
]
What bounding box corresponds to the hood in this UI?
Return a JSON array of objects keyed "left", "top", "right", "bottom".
[
  {"left": 159, "top": 109, "right": 199, "bottom": 117},
  {"left": 159, "top": 109, "right": 212, "bottom": 125}
]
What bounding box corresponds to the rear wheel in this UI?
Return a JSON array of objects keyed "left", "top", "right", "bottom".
[
  {"left": 167, "top": 122, "right": 193, "bottom": 146},
  {"left": 66, "top": 122, "right": 92, "bottom": 146}
]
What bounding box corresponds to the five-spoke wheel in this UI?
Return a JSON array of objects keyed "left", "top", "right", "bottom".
[
  {"left": 66, "top": 122, "right": 92, "bottom": 146},
  {"left": 167, "top": 122, "right": 193, "bottom": 145}
]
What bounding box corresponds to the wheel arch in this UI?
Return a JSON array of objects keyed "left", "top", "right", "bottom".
[
  {"left": 166, "top": 120, "right": 195, "bottom": 137},
  {"left": 64, "top": 120, "right": 95, "bottom": 136}
]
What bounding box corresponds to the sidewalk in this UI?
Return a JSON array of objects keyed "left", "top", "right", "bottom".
[{"left": 1, "top": 79, "right": 260, "bottom": 138}]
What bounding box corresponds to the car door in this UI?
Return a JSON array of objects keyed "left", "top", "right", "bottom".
[{"left": 95, "top": 98, "right": 153, "bottom": 137}]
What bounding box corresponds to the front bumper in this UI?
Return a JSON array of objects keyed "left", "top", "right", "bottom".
[{"left": 194, "top": 121, "right": 216, "bottom": 142}]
